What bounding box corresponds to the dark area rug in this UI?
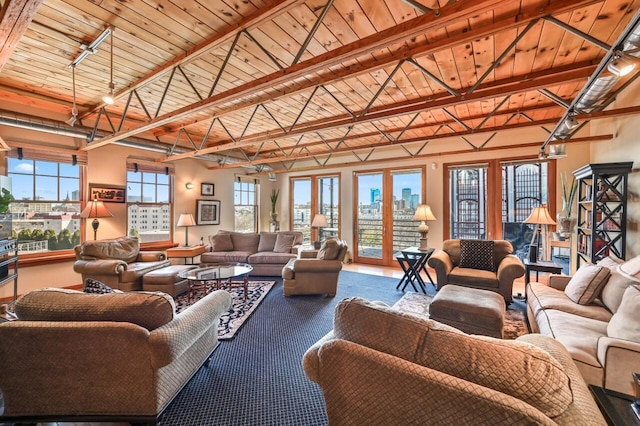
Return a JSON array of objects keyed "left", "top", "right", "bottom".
[
  {"left": 175, "top": 280, "right": 274, "bottom": 340},
  {"left": 392, "top": 291, "right": 529, "bottom": 339}
]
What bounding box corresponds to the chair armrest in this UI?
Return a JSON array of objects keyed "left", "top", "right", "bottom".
[
  {"left": 149, "top": 290, "right": 232, "bottom": 368},
  {"left": 597, "top": 336, "right": 640, "bottom": 394},
  {"left": 496, "top": 255, "right": 525, "bottom": 280},
  {"left": 427, "top": 250, "right": 453, "bottom": 288},
  {"left": 303, "top": 338, "right": 552, "bottom": 425},
  {"left": 299, "top": 250, "right": 318, "bottom": 259},
  {"left": 137, "top": 251, "right": 167, "bottom": 262},
  {"left": 548, "top": 274, "right": 571, "bottom": 290},
  {"left": 290, "top": 259, "right": 343, "bottom": 272},
  {"left": 73, "top": 259, "right": 127, "bottom": 275}
]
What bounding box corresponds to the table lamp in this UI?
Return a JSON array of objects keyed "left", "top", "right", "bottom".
[
  {"left": 311, "top": 214, "right": 328, "bottom": 249},
  {"left": 177, "top": 213, "right": 196, "bottom": 246},
  {"left": 524, "top": 204, "right": 556, "bottom": 262},
  {"left": 413, "top": 204, "right": 436, "bottom": 251},
  {"left": 80, "top": 196, "right": 113, "bottom": 240}
]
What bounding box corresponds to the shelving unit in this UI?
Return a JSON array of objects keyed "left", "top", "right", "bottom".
[{"left": 574, "top": 162, "right": 632, "bottom": 269}]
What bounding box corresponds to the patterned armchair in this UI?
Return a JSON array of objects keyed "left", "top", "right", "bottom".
[{"left": 427, "top": 239, "right": 525, "bottom": 302}]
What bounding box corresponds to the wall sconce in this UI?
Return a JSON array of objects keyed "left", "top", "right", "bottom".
[{"left": 185, "top": 182, "right": 194, "bottom": 190}]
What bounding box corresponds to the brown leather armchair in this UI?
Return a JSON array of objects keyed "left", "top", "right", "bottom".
[
  {"left": 427, "top": 239, "right": 525, "bottom": 302},
  {"left": 282, "top": 238, "right": 348, "bottom": 297},
  {"left": 73, "top": 236, "right": 170, "bottom": 291}
]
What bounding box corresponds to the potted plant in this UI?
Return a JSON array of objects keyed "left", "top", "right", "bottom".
[
  {"left": 270, "top": 189, "right": 280, "bottom": 230},
  {"left": 557, "top": 173, "right": 577, "bottom": 238}
]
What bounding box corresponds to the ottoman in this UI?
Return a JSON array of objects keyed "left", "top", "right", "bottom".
[
  {"left": 430, "top": 284, "right": 506, "bottom": 338},
  {"left": 142, "top": 264, "right": 196, "bottom": 297}
]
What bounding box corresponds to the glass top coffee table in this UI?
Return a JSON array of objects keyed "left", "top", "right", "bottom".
[{"left": 179, "top": 263, "right": 253, "bottom": 302}]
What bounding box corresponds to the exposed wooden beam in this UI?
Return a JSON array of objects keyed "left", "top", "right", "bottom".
[{"left": 0, "top": 0, "right": 45, "bottom": 72}]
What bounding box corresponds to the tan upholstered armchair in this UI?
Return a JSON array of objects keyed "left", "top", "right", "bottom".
[
  {"left": 73, "top": 236, "right": 170, "bottom": 291},
  {"left": 282, "top": 238, "right": 348, "bottom": 297},
  {"left": 427, "top": 239, "right": 525, "bottom": 302}
]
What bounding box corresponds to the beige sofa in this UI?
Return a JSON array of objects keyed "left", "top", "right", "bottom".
[
  {"left": 201, "top": 230, "right": 303, "bottom": 276},
  {"left": 282, "top": 238, "right": 348, "bottom": 297},
  {"left": 428, "top": 239, "right": 525, "bottom": 302},
  {"left": 73, "top": 236, "right": 170, "bottom": 291},
  {"left": 527, "top": 255, "right": 640, "bottom": 395},
  {"left": 303, "top": 297, "right": 606, "bottom": 425},
  {"left": 0, "top": 287, "right": 231, "bottom": 424}
]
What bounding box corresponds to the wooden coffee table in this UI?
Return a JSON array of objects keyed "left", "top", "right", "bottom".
[{"left": 179, "top": 263, "right": 253, "bottom": 302}]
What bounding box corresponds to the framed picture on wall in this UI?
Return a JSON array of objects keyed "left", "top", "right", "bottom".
[
  {"left": 196, "top": 199, "right": 220, "bottom": 225},
  {"left": 201, "top": 183, "right": 214, "bottom": 196},
  {"left": 88, "top": 183, "right": 126, "bottom": 203}
]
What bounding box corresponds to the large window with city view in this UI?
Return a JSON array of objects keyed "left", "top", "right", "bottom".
[
  {"left": 234, "top": 178, "right": 257, "bottom": 232},
  {"left": 6, "top": 157, "right": 82, "bottom": 254},
  {"left": 354, "top": 167, "right": 424, "bottom": 265},
  {"left": 448, "top": 159, "right": 550, "bottom": 260},
  {"left": 291, "top": 175, "right": 339, "bottom": 244},
  {"left": 127, "top": 169, "right": 172, "bottom": 243}
]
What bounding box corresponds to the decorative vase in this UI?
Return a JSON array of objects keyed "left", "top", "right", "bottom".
[
  {"left": 556, "top": 212, "right": 577, "bottom": 239},
  {"left": 269, "top": 212, "right": 279, "bottom": 232}
]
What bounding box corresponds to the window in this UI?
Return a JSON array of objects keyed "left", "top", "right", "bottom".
[
  {"left": 6, "top": 152, "right": 83, "bottom": 254},
  {"left": 291, "top": 175, "right": 340, "bottom": 245},
  {"left": 127, "top": 162, "right": 172, "bottom": 243},
  {"left": 449, "top": 165, "right": 488, "bottom": 240},
  {"left": 291, "top": 178, "right": 312, "bottom": 242},
  {"left": 234, "top": 177, "right": 258, "bottom": 232}
]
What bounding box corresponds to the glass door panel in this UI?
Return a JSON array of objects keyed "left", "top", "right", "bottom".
[
  {"left": 291, "top": 178, "right": 312, "bottom": 244},
  {"left": 392, "top": 170, "right": 422, "bottom": 251},
  {"left": 355, "top": 172, "right": 383, "bottom": 260},
  {"left": 449, "top": 166, "right": 488, "bottom": 239},
  {"left": 318, "top": 176, "right": 339, "bottom": 240}
]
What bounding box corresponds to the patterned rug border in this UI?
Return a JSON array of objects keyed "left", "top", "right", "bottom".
[
  {"left": 392, "top": 291, "right": 529, "bottom": 340},
  {"left": 175, "top": 281, "right": 275, "bottom": 340}
]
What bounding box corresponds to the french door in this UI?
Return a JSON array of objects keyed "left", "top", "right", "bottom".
[{"left": 354, "top": 167, "right": 425, "bottom": 266}]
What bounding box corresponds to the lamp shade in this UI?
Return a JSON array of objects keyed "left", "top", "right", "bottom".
[
  {"left": 177, "top": 213, "right": 196, "bottom": 227},
  {"left": 80, "top": 199, "right": 113, "bottom": 219},
  {"left": 524, "top": 205, "right": 556, "bottom": 225},
  {"left": 618, "top": 255, "right": 640, "bottom": 283},
  {"left": 311, "top": 214, "right": 328, "bottom": 228},
  {"left": 413, "top": 204, "right": 436, "bottom": 221}
]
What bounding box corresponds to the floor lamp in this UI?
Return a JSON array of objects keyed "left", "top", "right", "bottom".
[
  {"left": 524, "top": 204, "right": 556, "bottom": 262},
  {"left": 413, "top": 204, "right": 437, "bottom": 251},
  {"left": 80, "top": 197, "right": 113, "bottom": 240}
]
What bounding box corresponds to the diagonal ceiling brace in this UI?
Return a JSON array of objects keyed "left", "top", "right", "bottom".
[
  {"left": 478, "top": 132, "right": 497, "bottom": 149},
  {"left": 442, "top": 108, "right": 471, "bottom": 131},
  {"left": 475, "top": 95, "right": 510, "bottom": 130},
  {"left": 243, "top": 29, "right": 284, "bottom": 70},
  {"left": 538, "top": 89, "right": 569, "bottom": 108},
  {"left": 543, "top": 16, "right": 611, "bottom": 51},
  {"left": 360, "top": 60, "right": 406, "bottom": 117},
  {"left": 209, "top": 32, "right": 242, "bottom": 97},
  {"left": 289, "top": 86, "right": 321, "bottom": 132},
  {"left": 177, "top": 65, "right": 203, "bottom": 101},
  {"left": 352, "top": 149, "right": 375, "bottom": 162},
  {"left": 155, "top": 67, "right": 177, "bottom": 118},
  {"left": 371, "top": 122, "right": 394, "bottom": 143},
  {"left": 260, "top": 104, "right": 287, "bottom": 134},
  {"left": 133, "top": 89, "right": 152, "bottom": 120},
  {"left": 407, "top": 58, "right": 460, "bottom": 96},
  {"left": 395, "top": 112, "right": 422, "bottom": 140},
  {"left": 238, "top": 104, "right": 261, "bottom": 141},
  {"left": 460, "top": 136, "right": 478, "bottom": 150},
  {"left": 468, "top": 19, "right": 539, "bottom": 94},
  {"left": 320, "top": 85, "right": 355, "bottom": 118},
  {"left": 293, "top": 0, "right": 334, "bottom": 65},
  {"left": 118, "top": 91, "right": 135, "bottom": 132}
]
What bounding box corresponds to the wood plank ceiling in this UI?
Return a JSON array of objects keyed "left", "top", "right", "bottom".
[{"left": 1, "top": 0, "right": 639, "bottom": 173}]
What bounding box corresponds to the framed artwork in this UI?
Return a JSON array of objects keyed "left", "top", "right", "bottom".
[
  {"left": 201, "top": 182, "right": 215, "bottom": 196},
  {"left": 196, "top": 199, "right": 220, "bottom": 225},
  {"left": 89, "top": 183, "right": 126, "bottom": 203}
]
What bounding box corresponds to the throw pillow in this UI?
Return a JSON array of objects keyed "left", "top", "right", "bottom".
[
  {"left": 459, "top": 239, "right": 495, "bottom": 271},
  {"left": 258, "top": 232, "right": 278, "bottom": 252},
  {"left": 598, "top": 257, "right": 635, "bottom": 313},
  {"left": 83, "top": 278, "right": 116, "bottom": 294},
  {"left": 317, "top": 238, "right": 341, "bottom": 260},
  {"left": 210, "top": 233, "right": 233, "bottom": 252},
  {"left": 564, "top": 263, "right": 611, "bottom": 305},
  {"left": 274, "top": 233, "right": 296, "bottom": 253},
  {"left": 607, "top": 285, "right": 640, "bottom": 342}
]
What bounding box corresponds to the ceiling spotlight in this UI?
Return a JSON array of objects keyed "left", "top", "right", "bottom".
[
  {"left": 102, "top": 26, "right": 116, "bottom": 105},
  {"left": 564, "top": 114, "right": 579, "bottom": 130},
  {"left": 538, "top": 149, "right": 548, "bottom": 160},
  {"left": 608, "top": 53, "right": 635, "bottom": 77},
  {"left": 268, "top": 173, "right": 277, "bottom": 182}
]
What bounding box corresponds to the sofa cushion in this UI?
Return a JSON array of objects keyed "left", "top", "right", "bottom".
[
  {"left": 80, "top": 236, "right": 139, "bottom": 263},
  {"left": 211, "top": 233, "right": 233, "bottom": 252},
  {"left": 202, "top": 251, "right": 251, "bottom": 263},
  {"left": 448, "top": 267, "right": 499, "bottom": 289},
  {"left": 119, "top": 260, "right": 170, "bottom": 283},
  {"left": 248, "top": 252, "right": 296, "bottom": 265},
  {"left": 317, "top": 238, "right": 341, "bottom": 260},
  {"left": 564, "top": 263, "right": 610, "bottom": 305},
  {"left": 258, "top": 232, "right": 278, "bottom": 252},
  {"left": 334, "top": 297, "right": 572, "bottom": 417},
  {"left": 598, "top": 257, "right": 636, "bottom": 314},
  {"left": 607, "top": 285, "right": 640, "bottom": 342},
  {"left": 459, "top": 239, "right": 495, "bottom": 271},
  {"left": 14, "top": 288, "right": 175, "bottom": 331},
  {"left": 274, "top": 233, "right": 296, "bottom": 253},
  {"left": 526, "top": 282, "right": 612, "bottom": 323},
  {"left": 229, "top": 232, "right": 260, "bottom": 253}
]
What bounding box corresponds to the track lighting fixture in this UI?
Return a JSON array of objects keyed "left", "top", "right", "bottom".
[
  {"left": 102, "top": 27, "right": 116, "bottom": 105},
  {"left": 564, "top": 113, "right": 579, "bottom": 130},
  {"left": 66, "top": 64, "right": 78, "bottom": 127},
  {"left": 608, "top": 52, "right": 635, "bottom": 77}
]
